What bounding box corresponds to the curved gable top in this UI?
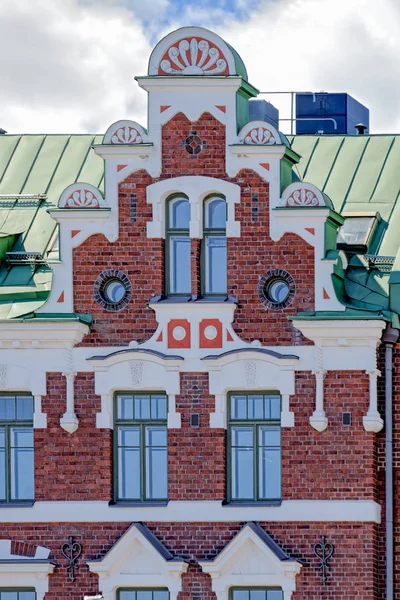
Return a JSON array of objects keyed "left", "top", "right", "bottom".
[
  {"left": 280, "top": 182, "right": 332, "bottom": 209},
  {"left": 238, "top": 121, "right": 282, "bottom": 146},
  {"left": 103, "top": 120, "right": 148, "bottom": 145},
  {"left": 148, "top": 26, "right": 247, "bottom": 79}
]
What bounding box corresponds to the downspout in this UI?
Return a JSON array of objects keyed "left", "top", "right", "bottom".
[{"left": 383, "top": 325, "right": 399, "bottom": 600}]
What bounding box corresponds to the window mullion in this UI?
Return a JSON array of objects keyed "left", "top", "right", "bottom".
[
  {"left": 254, "top": 424, "right": 258, "bottom": 502},
  {"left": 5, "top": 425, "right": 10, "bottom": 502},
  {"left": 141, "top": 424, "right": 145, "bottom": 501}
]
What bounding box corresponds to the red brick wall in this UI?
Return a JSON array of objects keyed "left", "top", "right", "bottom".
[
  {"left": 35, "top": 373, "right": 112, "bottom": 501},
  {"left": 73, "top": 112, "right": 315, "bottom": 347},
  {"left": 33, "top": 370, "right": 376, "bottom": 503},
  {"left": 0, "top": 522, "right": 377, "bottom": 599},
  {"left": 168, "top": 373, "right": 225, "bottom": 501},
  {"left": 283, "top": 371, "right": 376, "bottom": 500}
]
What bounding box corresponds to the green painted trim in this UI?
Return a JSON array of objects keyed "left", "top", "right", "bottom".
[
  {"left": 289, "top": 311, "right": 391, "bottom": 320},
  {"left": 6, "top": 313, "right": 93, "bottom": 324}
]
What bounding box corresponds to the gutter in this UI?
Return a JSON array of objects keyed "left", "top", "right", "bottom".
[{"left": 382, "top": 325, "right": 399, "bottom": 600}]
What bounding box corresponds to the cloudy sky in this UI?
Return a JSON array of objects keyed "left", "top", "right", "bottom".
[{"left": 1, "top": 0, "right": 399, "bottom": 135}]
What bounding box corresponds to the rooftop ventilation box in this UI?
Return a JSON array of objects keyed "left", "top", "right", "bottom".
[{"left": 295, "top": 92, "right": 369, "bottom": 135}]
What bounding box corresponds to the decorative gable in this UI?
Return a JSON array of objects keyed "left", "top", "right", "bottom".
[
  {"left": 148, "top": 27, "right": 242, "bottom": 77},
  {"left": 199, "top": 523, "right": 301, "bottom": 599},
  {"left": 86, "top": 523, "right": 188, "bottom": 600}
]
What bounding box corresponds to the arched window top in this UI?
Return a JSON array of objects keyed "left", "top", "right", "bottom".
[
  {"left": 168, "top": 195, "right": 190, "bottom": 230},
  {"left": 205, "top": 196, "right": 226, "bottom": 230}
]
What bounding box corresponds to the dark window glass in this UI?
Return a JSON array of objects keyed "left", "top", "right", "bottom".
[
  {"left": 0, "top": 395, "right": 34, "bottom": 503},
  {"left": 115, "top": 394, "right": 168, "bottom": 502},
  {"left": 228, "top": 393, "right": 281, "bottom": 502}
]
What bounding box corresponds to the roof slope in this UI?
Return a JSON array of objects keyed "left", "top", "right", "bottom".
[
  {"left": 0, "top": 134, "right": 104, "bottom": 318},
  {"left": 289, "top": 134, "right": 400, "bottom": 256}
]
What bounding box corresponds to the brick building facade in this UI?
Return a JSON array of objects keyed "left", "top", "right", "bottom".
[{"left": 0, "top": 25, "right": 398, "bottom": 600}]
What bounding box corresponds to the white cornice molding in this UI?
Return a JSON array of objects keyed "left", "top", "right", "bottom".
[
  {"left": 292, "top": 319, "right": 386, "bottom": 347},
  {"left": 136, "top": 76, "right": 243, "bottom": 92},
  {"left": 0, "top": 321, "right": 89, "bottom": 348},
  {"left": 0, "top": 500, "right": 381, "bottom": 523},
  {"left": 229, "top": 145, "right": 287, "bottom": 159}
]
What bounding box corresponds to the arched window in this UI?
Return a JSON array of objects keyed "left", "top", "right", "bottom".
[
  {"left": 203, "top": 196, "right": 227, "bottom": 295},
  {"left": 166, "top": 195, "right": 191, "bottom": 295}
]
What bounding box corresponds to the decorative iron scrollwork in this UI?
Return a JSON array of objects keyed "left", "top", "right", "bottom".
[
  {"left": 61, "top": 536, "right": 82, "bottom": 581},
  {"left": 313, "top": 535, "right": 334, "bottom": 585}
]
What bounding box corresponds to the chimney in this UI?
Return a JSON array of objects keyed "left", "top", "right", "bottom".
[{"left": 355, "top": 122, "right": 367, "bottom": 135}]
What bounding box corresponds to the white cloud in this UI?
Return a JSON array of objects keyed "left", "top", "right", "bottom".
[
  {"left": 1, "top": 0, "right": 400, "bottom": 133},
  {"left": 0, "top": 0, "right": 151, "bottom": 133},
  {"left": 217, "top": 0, "right": 400, "bottom": 133}
]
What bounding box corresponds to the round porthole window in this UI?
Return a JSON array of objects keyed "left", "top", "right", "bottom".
[
  {"left": 103, "top": 279, "right": 126, "bottom": 304},
  {"left": 258, "top": 269, "right": 295, "bottom": 310},
  {"left": 94, "top": 270, "right": 132, "bottom": 311},
  {"left": 267, "top": 279, "right": 290, "bottom": 304}
]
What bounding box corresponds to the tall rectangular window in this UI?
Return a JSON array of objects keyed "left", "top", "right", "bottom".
[
  {"left": 228, "top": 392, "right": 281, "bottom": 502},
  {"left": 114, "top": 393, "right": 168, "bottom": 502},
  {"left": 203, "top": 196, "right": 227, "bottom": 295},
  {"left": 231, "top": 588, "right": 283, "bottom": 600},
  {"left": 166, "top": 196, "right": 191, "bottom": 295},
  {"left": 0, "top": 395, "right": 34, "bottom": 503},
  {"left": 0, "top": 591, "right": 36, "bottom": 600}
]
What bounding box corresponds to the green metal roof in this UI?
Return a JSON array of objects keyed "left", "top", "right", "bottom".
[
  {"left": 288, "top": 134, "right": 400, "bottom": 256},
  {"left": 0, "top": 134, "right": 104, "bottom": 318},
  {"left": 1, "top": 131, "right": 400, "bottom": 322}
]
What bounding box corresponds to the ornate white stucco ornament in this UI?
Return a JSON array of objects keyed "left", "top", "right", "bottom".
[
  {"left": 65, "top": 189, "right": 100, "bottom": 208},
  {"left": 286, "top": 188, "right": 319, "bottom": 207},
  {"left": 111, "top": 126, "right": 143, "bottom": 144},
  {"left": 244, "top": 126, "right": 276, "bottom": 145},
  {"left": 160, "top": 38, "right": 228, "bottom": 75}
]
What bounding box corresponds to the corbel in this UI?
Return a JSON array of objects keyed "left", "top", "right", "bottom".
[
  {"left": 363, "top": 368, "right": 384, "bottom": 432},
  {"left": 310, "top": 345, "right": 328, "bottom": 431},
  {"left": 60, "top": 348, "right": 79, "bottom": 433}
]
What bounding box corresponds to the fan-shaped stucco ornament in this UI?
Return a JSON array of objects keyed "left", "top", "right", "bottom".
[
  {"left": 160, "top": 38, "right": 228, "bottom": 75},
  {"left": 280, "top": 182, "right": 327, "bottom": 208},
  {"left": 238, "top": 120, "right": 281, "bottom": 146},
  {"left": 148, "top": 27, "right": 243, "bottom": 77},
  {"left": 59, "top": 183, "right": 106, "bottom": 209},
  {"left": 103, "top": 120, "right": 147, "bottom": 145}
]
